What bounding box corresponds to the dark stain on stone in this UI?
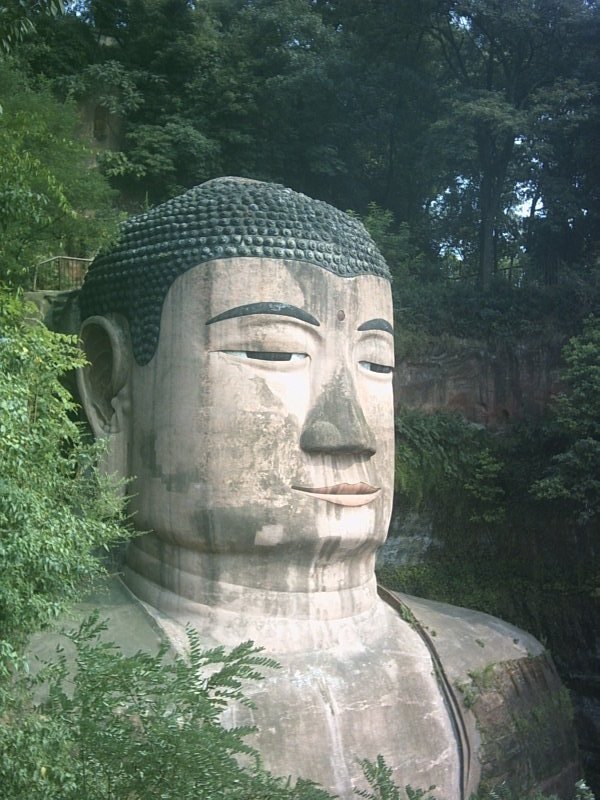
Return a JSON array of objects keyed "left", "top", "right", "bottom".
[{"left": 300, "top": 370, "right": 376, "bottom": 456}]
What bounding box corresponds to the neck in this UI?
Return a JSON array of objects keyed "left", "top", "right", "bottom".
[{"left": 124, "top": 533, "right": 383, "bottom": 651}]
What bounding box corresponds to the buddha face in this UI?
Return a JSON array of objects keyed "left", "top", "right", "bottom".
[{"left": 89, "top": 257, "right": 395, "bottom": 590}]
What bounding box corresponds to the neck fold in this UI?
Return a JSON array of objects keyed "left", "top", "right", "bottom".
[{"left": 124, "top": 534, "right": 382, "bottom": 650}]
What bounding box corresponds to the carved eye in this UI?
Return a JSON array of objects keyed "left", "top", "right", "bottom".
[
  {"left": 227, "top": 351, "right": 307, "bottom": 362},
  {"left": 359, "top": 361, "right": 394, "bottom": 374}
]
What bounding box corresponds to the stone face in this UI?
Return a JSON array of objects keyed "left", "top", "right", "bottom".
[
  {"left": 122, "top": 259, "right": 395, "bottom": 575},
  {"left": 71, "top": 178, "right": 579, "bottom": 799}
]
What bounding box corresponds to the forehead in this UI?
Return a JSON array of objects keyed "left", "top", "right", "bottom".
[{"left": 162, "top": 258, "right": 393, "bottom": 326}]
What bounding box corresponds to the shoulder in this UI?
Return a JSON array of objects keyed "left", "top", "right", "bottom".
[
  {"left": 379, "top": 586, "right": 580, "bottom": 798},
  {"left": 27, "top": 576, "right": 166, "bottom": 668},
  {"left": 382, "top": 588, "right": 544, "bottom": 679}
]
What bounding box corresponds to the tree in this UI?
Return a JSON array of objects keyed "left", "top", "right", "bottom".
[
  {"left": 0, "top": 0, "right": 62, "bottom": 54},
  {"left": 12, "top": 0, "right": 599, "bottom": 288},
  {"left": 0, "top": 60, "right": 120, "bottom": 285},
  {"left": 313, "top": 0, "right": 442, "bottom": 222},
  {"left": 0, "top": 289, "right": 131, "bottom": 671},
  {"left": 523, "top": 79, "right": 600, "bottom": 284},
  {"left": 203, "top": 0, "right": 346, "bottom": 194},
  {"left": 427, "top": 0, "right": 597, "bottom": 289},
  {"left": 533, "top": 316, "right": 600, "bottom": 523}
]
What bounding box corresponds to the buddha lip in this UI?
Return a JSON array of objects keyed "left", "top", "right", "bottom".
[
  {"left": 292, "top": 483, "right": 379, "bottom": 495},
  {"left": 291, "top": 483, "right": 381, "bottom": 507}
]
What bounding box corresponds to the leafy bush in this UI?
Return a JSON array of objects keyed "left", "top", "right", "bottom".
[
  {"left": 354, "top": 755, "right": 593, "bottom": 800},
  {"left": 395, "top": 409, "right": 505, "bottom": 531},
  {"left": 0, "top": 614, "right": 332, "bottom": 800},
  {"left": 384, "top": 402, "right": 600, "bottom": 636},
  {"left": 0, "top": 60, "right": 119, "bottom": 286},
  {"left": 533, "top": 316, "right": 600, "bottom": 522},
  {"left": 472, "top": 781, "right": 595, "bottom": 800},
  {"left": 356, "top": 755, "right": 436, "bottom": 800},
  {"left": 0, "top": 289, "right": 131, "bottom": 671}
]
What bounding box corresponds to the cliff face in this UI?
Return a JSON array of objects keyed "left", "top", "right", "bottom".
[
  {"left": 394, "top": 336, "right": 566, "bottom": 425},
  {"left": 392, "top": 336, "right": 600, "bottom": 792}
]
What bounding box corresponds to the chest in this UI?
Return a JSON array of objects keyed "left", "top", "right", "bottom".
[{"left": 224, "top": 627, "right": 461, "bottom": 799}]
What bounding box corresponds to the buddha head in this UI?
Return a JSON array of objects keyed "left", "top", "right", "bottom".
[{"left": 77, "top": 178, "right": 395, "bottom": 604}]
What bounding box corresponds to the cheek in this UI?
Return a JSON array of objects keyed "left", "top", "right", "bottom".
[
  {"left": 362, "top": 382, "right": 395, "bottom": 503},
  {"left": 208, "top": 354, "right": 311, "bottom": 420},
  {"left": 359, "top": 380, "right": 395, "bottom": 442},
  {"left": 209, "top": 413, "right": 301, "bottom": 501},
  {"left": 206, "top": 362, "right": 306, "bottom": 504}
]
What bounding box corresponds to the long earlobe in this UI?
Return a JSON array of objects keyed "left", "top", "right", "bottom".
[{"left": 77, "top": 315, "right": 131, "bottom": 438}]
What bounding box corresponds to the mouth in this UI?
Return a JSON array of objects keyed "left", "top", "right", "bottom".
[{"left": 291, "top": 482, "right": 381, "bottom": 507}]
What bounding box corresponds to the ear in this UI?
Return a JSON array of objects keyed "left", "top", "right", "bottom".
[{"left": 77, "top": 314, "right": 132, "bottom": 481}]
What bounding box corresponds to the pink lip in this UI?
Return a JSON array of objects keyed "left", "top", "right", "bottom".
[{"left": 291, "top": 483, "right": 381, "bottom": 507}]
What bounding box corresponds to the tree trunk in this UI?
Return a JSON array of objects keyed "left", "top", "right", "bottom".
[
  {"left": 476, "top": 128, "right": 515, "bottom": 291},
  {"left": 478, "top": 171, "right": 496, "bottom": 291}
]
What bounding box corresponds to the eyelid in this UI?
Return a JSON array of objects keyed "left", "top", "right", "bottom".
[
  {"left": 357, "top": 330, "right": 394, "bottom": 346},
  {"left": 356, "top": 334, "right": 394, "bottom": 364},
  {"left": 359, "top": 361, "right": 394, "bottom": 375},
  {"left": 226, "top": 351, "right": 307, "bottom": 362}
]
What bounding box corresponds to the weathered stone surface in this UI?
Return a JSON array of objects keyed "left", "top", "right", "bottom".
[
  {"left": 391, "top": 592, "right": 580, "bottom": 798},
  {"left": 28, "top": 577, "right": 164, "bottom": 666},
  {"left": 394, "top": 337, "right": 566, "bottom": 425},
  {"left": 24, "top": 289, "right": 81, "bottom": 334}
]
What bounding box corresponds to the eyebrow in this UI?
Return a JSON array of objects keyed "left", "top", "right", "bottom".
[
  {"left": 206, "top": 302, "right": 320, "bottom": 327},
  {"left": 357, "top": 318, "right": 394, "bottom": 335}
]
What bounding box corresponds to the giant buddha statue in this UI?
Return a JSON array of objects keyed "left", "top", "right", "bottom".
[{"left": 74, "top": 178, "right": 578, "bottom": 799}]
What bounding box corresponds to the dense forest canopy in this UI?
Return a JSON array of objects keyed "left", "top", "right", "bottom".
[{"left": 1, "top": 0, "right": 598, "bottom": 293}]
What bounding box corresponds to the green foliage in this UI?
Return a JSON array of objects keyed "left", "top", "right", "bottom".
[
  {"left": 384, "top": 388, "right": 599, "bottom": 628},
  {"left": 9, "top": 0, "right": 599, "bottom": 288},
  {"left": 354, "top": 756, "right": 592, "bottom": 800},
  {"left": 393, "top": 271, "right": 600, "bottom": 350},
  {"left": 0, "top": 289, "right": 131, "bottom": 668},
  {"left": 0, "top": 60, "right": 120, "bottom": 285},
  {"left": 0, "top": 614, "right": 333, "bottom": 799},
  {"left": 123, "top": 119, "right": 220, "bottom": 200},
  {"left": 356, "top": 755, "right": 437, "bottom": 800},
  {"left": 57, "top": 59, "right": 144, "bottom": 116},
  {"left": 425, "top": 0, "right": 597, "bottom": 288},
  {"left": 471, "top": 780, "right": 595, "bottom": 800},
  {"left": 395, "top": 409, "right": 505, "bottom": 529},
  {"left": 0, "top": 0, "right": 62, "bottom": 54},
  {"left": 377, "top": 562, "right": 513, "bottom": 622},
  {"left": 384, "top": 398, "right": 598, "bottom": 618},
  {"left": 358, "top": 204, "right": 430, "bottom": 288},
  {"left": 533, "top": 316, "right": 600, "bottom": 522}
]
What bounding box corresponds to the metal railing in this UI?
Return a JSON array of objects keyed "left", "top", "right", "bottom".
[{"left": 32, "top": 256, "right": 93, "bottom": 291}]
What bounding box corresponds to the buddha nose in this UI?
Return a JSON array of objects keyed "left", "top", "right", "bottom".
[{"left": 299, "top": 369, "right": 377, "bottom": 457}]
